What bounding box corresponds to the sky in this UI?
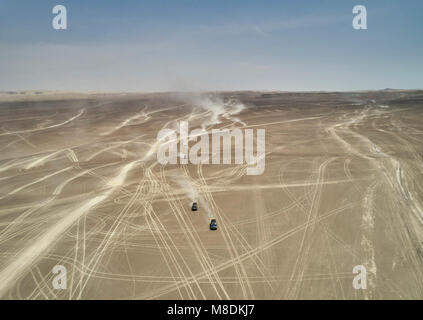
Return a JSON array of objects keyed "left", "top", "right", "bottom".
[{"left": 0, "top": 0, "right": 422, "bottom": 92}]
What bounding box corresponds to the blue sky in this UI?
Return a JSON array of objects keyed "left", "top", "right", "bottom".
[{"left": 0, "top": 0, "right": 422, "bottom": 91}]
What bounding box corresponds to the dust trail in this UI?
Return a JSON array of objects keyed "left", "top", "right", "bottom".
[
  {"left": 174, "top": 174, "right": 213, "bottom": 220},
  {"left": 191, "top": 94, "right": 246, "bottom": 129},
  {"left": 174, "top": 177, "right": 198, "bottom": 203}
]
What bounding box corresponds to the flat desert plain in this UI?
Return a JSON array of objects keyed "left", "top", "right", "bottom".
[{"left": 0, "top": 90, "right": 422, "bottom": 299}]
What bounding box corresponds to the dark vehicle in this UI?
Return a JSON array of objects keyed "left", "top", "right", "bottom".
[
  {"left": 210, "top": 219, "right": 217, "bottom": 230},
  {"left": 191, "top": 202, "right": 197, "bottom": 211}
]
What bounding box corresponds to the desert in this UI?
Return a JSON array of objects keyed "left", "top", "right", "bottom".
[{"left": 0, "top": 90, "right": 422, "bottom": 299}]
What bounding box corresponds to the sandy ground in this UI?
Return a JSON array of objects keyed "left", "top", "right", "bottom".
[{"left": 0, "top": 90, "right": 422, "bottom": 299}]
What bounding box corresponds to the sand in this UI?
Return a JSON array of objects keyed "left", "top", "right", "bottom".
[{"left": 0, "top": 90, "right": 422, "bottom": 299}]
